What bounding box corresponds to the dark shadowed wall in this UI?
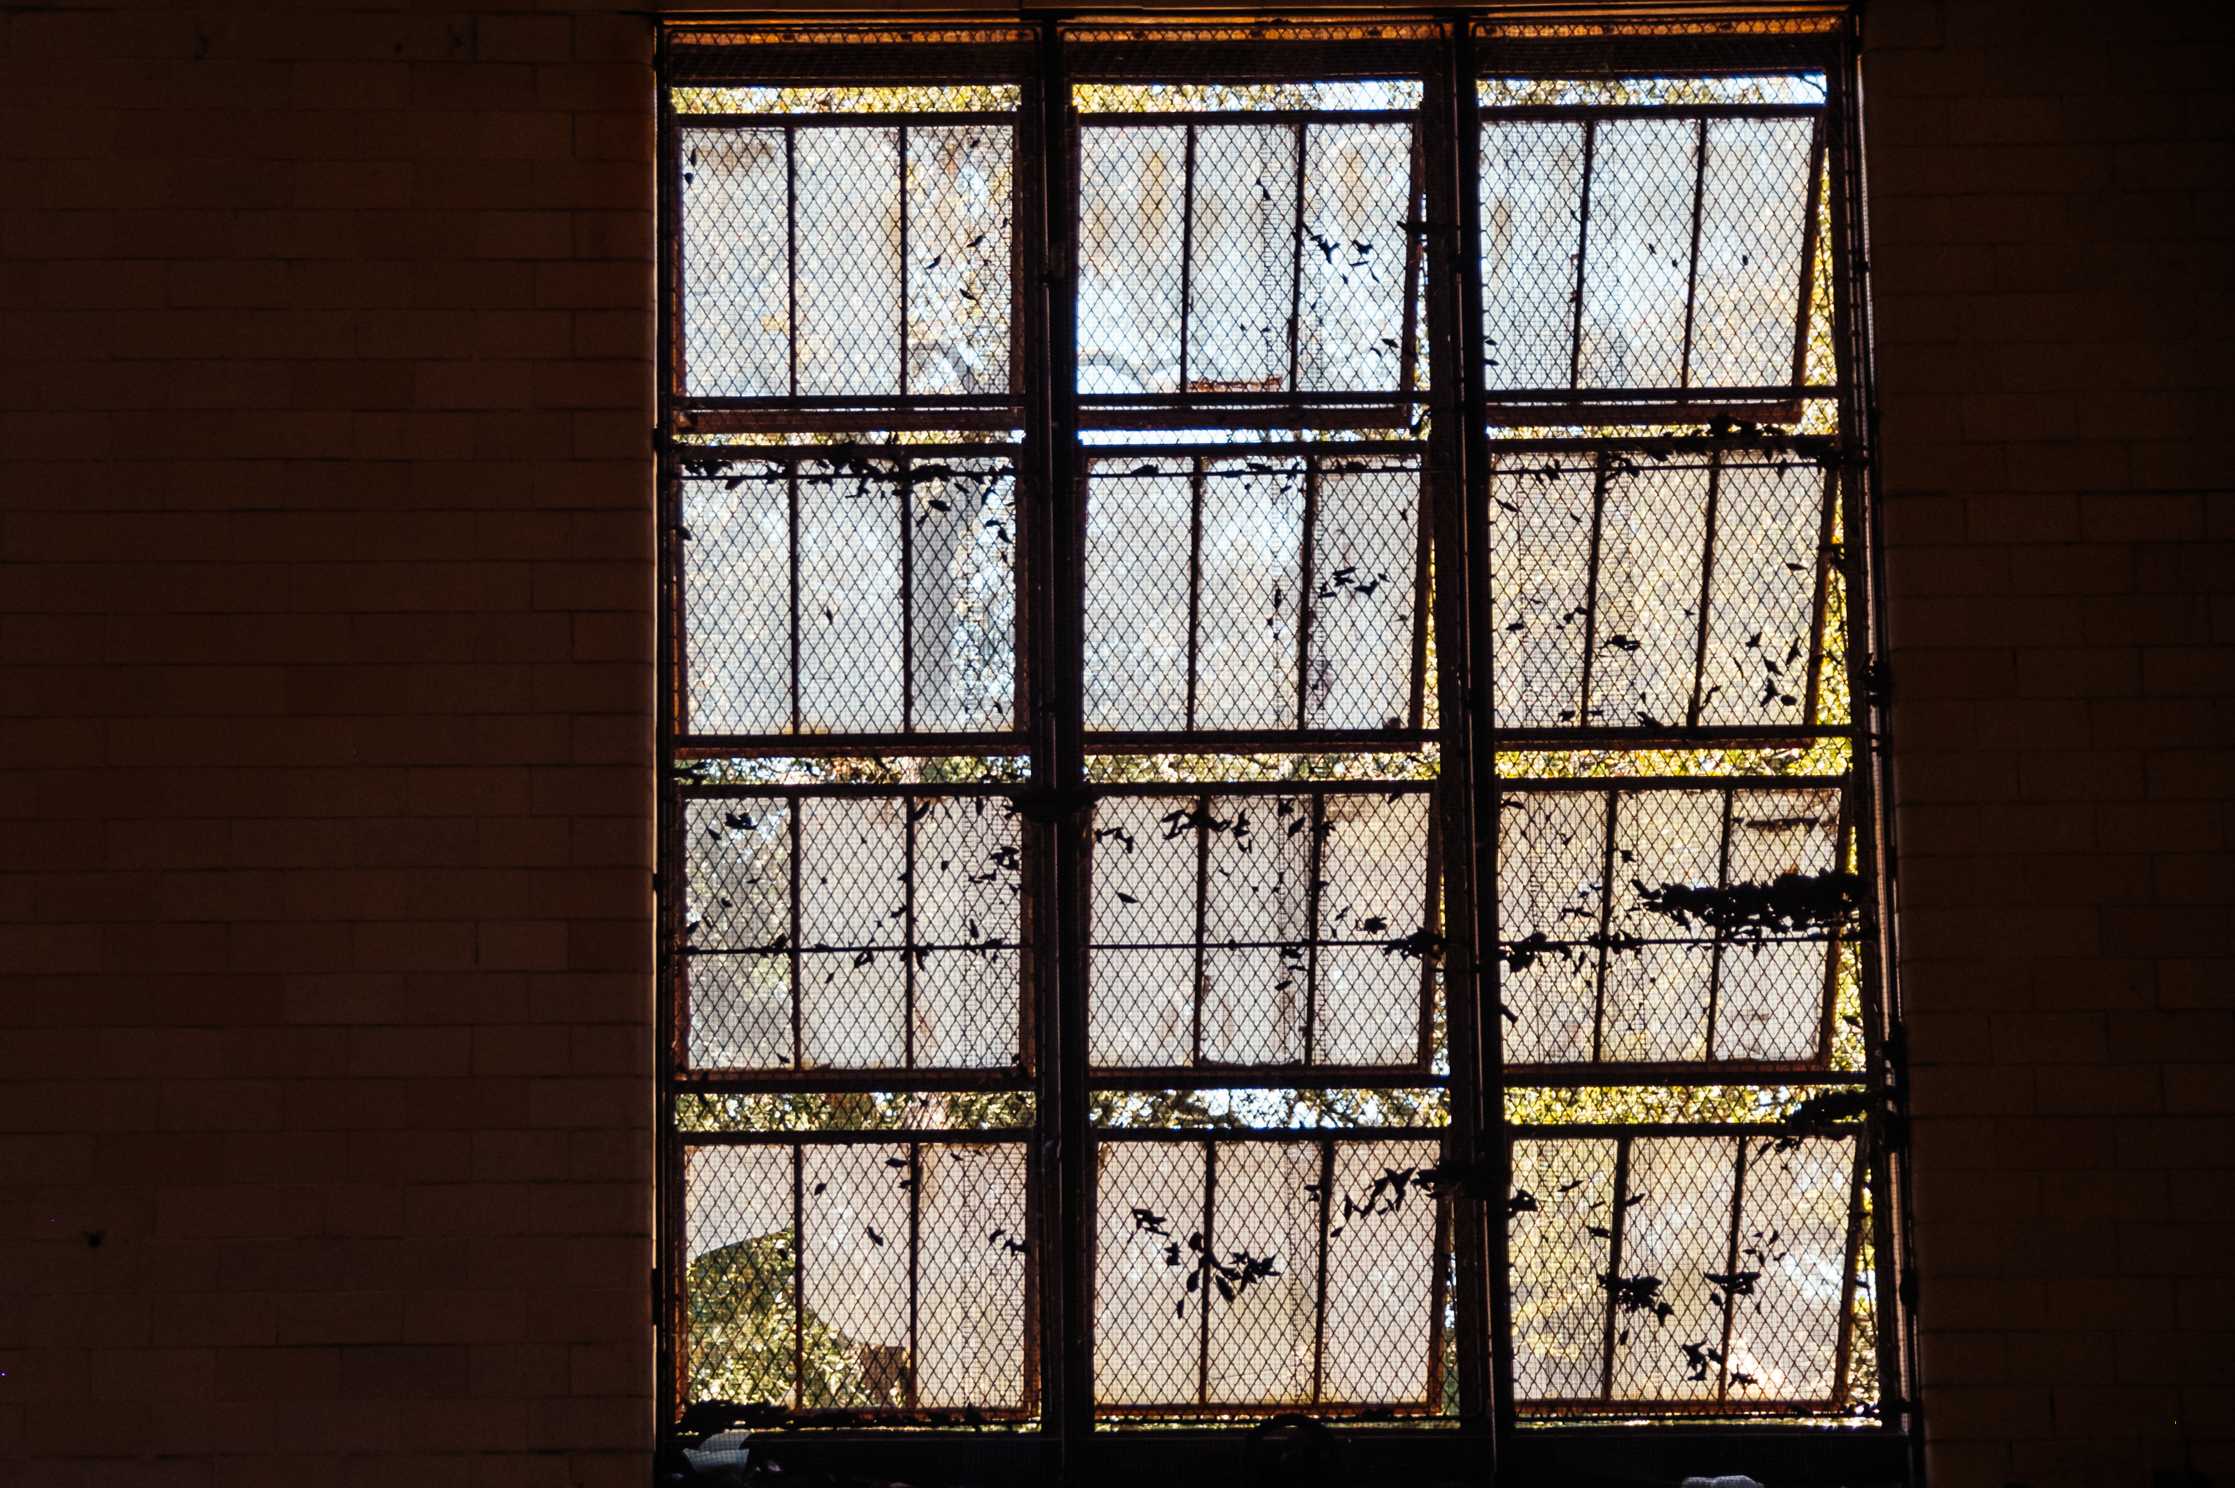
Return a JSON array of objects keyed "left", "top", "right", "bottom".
[{"left": 0, "top": 2, "right": 2228, "bottom": 1485}]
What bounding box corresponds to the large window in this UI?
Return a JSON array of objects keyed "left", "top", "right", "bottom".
[{"left": 658, "top": 11, "right": 1907, "bottom": 1478}]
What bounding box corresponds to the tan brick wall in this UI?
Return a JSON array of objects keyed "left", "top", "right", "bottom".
[
  {"left": 1864, "top": 1, "right": 2235, "bottom": 1482},
  {"left": 0, "top": 5, "right": 657, "bottom": 1482},
  {"left": 3, "top": 1, "right": 2231, "bottom": 1484}
]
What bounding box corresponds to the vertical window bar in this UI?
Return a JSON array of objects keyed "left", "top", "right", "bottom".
[
  {"left": 1302, "top": 790, "right": 1327, "bottom": 1066},
  {"left": 1701, "top": 787, "right": 1738, "bottom": 1061},
  {"left": 1566, "top": 117, "right": 1597, "bottom": 391},
  {"left": 786, "top": 125, "right": 799, "bottom": 400},
  {"left": 901, "top": 457, "right": 916, "bottom": 734},
  {"left": 907, "top": 1141, "right": 923, "bottom": 1408},
  {"left": 1197, "top": 1138, "right": 1218, "bottom": 1407},
  {"left": 1190, "top": 793, "right": 1211, "bottom": 1067},
  {"left": 788, "top": 802, "right": 804, "bottom": 1069},
  {"left": 1293, "top": 457, "right": 1320, "bottom": 732},
  {"left": 1310, "top": 1136, "right": 1335, "bottom": 1405},
  {"left": 1685, "top": 452, "right": 1726, "bottom": 727},
  {"left": 1792, "top": 115, "right": 1829, "bottom": 392},
  {"left": 787, "top": 463, "right": 802, "bottom": 735},
  {"left": 903, "top": 794, "right": 919, "bottom": 1070},
  {"left": 1802, "top": 461, "right": 1840, "bottom": 727},
  {"left": 1575, "top": 451, "right": 1609, "bottom": 727},
  {"left": 1398, "top": 121, "right": 1424, "bottom": 400},
  {"left": 1712, "top": 1136, "right": 1749, "bottom": 1403},
  {"left": 898, "top": 125, "right": 911, "bottom": 400},
  {"left": 1177, "top": 124, "right": 1197, "bottom": 395},
  {"left": 1598, "top": 1132, "right": 1633, "bottom": 1401},
  {"left": 1678, "top": 116, "right": 1708, "bottom": 390},
  {"left": 1417, "top": 814, "right": 1442, "bottom": 1070},
  {"left": 791, "top": 1144, "right": 807, "bottom": 1410},
  {"left": 1830, "top": 1126, "right": 1869, "bottom": 1409},
  {"left": 1183, "top": 457, "right": 1206, "bottom": 730},
  {"left": 1588, "top": 789, "right": 1620, "bottom": 1064},
  {"left": 1286, "top": 121, "right": 1309, "bottom": 394}
]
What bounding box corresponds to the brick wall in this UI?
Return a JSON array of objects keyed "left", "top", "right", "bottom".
[
  {"left": 0, "top": 5, "right": 658, "bottom": 1483},
  {"left": 1863, "top": 0, "right": 2235, "bottom": 1482},
  {"left": 2, "top": 2, "right": 2231, "bottom": 1485}
]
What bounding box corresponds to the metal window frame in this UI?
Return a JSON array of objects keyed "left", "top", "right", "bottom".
[{"left": 654, "top": 10, "right": 1913, "bottom": 1483}]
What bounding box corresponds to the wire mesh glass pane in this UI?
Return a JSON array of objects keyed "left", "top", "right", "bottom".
[
  {"left": 684, "top": 1144, "right": 801, "bottom": 1407},
  {"left": 1203, "top": 1142, "right": 1320, "bottom": 1404},
  {"left": 905, "top": 124, "right": 1016, "bottom": 398},
  {"left": 1507, "top": 1135, "right": 1618, "bottom": 1402},
  {"left": 1078, "top": 125, "right": 1188, "bottom": 397},
  {"left": 1508, "top": 1131, "right": 1859, "bottom": 1414},
  {"left": 1321, "top": 1138, "right": 1444, "bottom": 1405},
  {"left": 1497, "top": 783, "right": 1843, "bottom": 1069},
  {"left": 793, "top": 127, "right": 903, "bottom": 397},
  {"left": 1298, "top": 121, "right": 1419, "bottom": 393},
  {"left": 1485, "top": 451, "right": 1830, "bottom": 732},
  {"left": 1691, "top": 116, "right": 1818, "bottom": 388},
  {"left": 681, "top": 126, "right": 793, "bottom": 398},
  {"left": 1189, "top": 124, "right": 1298, "bottom": 392},
  {"left": 683, "top": 792, "right": 1024, "bottom": 1073},
  {"left": 1083, "top": 453, "right": 1425, "bottom": 735},
  {"left": 1578, "top": 118, "right": 1695, "bottom": 391},
  {"left": 679, "top": 455, "right": 1017, "bottom": 740},
  {"left": 1093, "top": 1139, "right": 1209, "bottom": 1405},
  {"left": 1479, "top": 119, "right": 1587, "bottom": 392},
  {"left": 1088, "top": 789, "right": 1435, "bottom": 1072},
  {"left": 916, "top": 1143, "right": 1031, "bottom": 1408}
]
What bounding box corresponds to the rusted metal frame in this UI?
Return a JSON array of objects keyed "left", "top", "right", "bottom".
[
  {"left": 1084, "top": 729, "right": 1441, "bottom": 757},
  {"left": 1713, "top": 1135, "right": 1748, "bottom": 1404},
  {"left": 679, "top": 405, "right": 1025, "bottom": 434},
  {"left": 1177, "top": 122, "right": 1198, "bottom": 396},
  {"left": 1479, "top": 433, "right": 1837, "bottom": 460},
  {"left": 1095, "top": 1126, "right": 1448, "bottom": 1146},
  {"left": 1479, "top": 102, "right": 1824, "bottom": 124},
  {"left": 1502, "top": 1062, "right": 1863, "bottom": 1090},
  {"left": 682, "top": 781, "right": 1021, "bottom": 802},
  {"left": 907, "top": 1140, "right": 924, "bottom": 1408},
  {"left": 1293, "top": 458, "right": 1320, "bottom": 730},
  {"left": 1196, "top": 1138, "right": 1217, "bottom": 1407},
  {"left": 1830, "top": 1123, "right": 1867, "bottom": 1411},
  {"left": 1286, "top": 120, "right": 1309, "bottom": 397},
  {"left": 898, "top": 124, "right": 912, "bottom": 402},
  {"left": 1086, "top": 1064, "right": 1443, "bottom": 1093},
  {"left": 1092, "top": 935, "right": 1430, "bottom": 955},
  {"left": 1498, "top": 773, "right": 1846, "bottom": 794},
  {"left": 1790, "top": 113, "right": 1828, "bottom": 398},
  {"left": 1492, "top": 723, "right": 1848, "bottom": 751},
  {"left": 1301, "top": 791, "right": 1326, "bottom": 1066},
  {"left": 673, "top": 1066, "right": 1030, "bottom": 1094},
  {"left": 1027, "top": 19, "right": 1088, "bottom": 1462},
  {"left": 1700, "top": 786, "right": 1738, "bottom": 1061},
  {"left": 1079, "top": 401, "right": 1418, "bottom": 432},
  {"left": 1097, "top": 1399, "right": 1443, "bottom": 1420},
  {"left": 673, "top": 439, "right": 1025, "bottom": 467},
  {"left": 1505, "top": 1121, "right": 1851, "bottom": 1141},
  {"left": 1189, "top": 792, "right": 1212, "bottom": 1066},
  {"left": 1566, "top": 116, "right": 1597, "bottom": 390},
  {"left": 1086, "top": 438, "right": 1423, "bottom": 464},
  {"left": 1428, "top": 19, "right": 1498, "bottom": 1439},
  {"left": 1678, "top": 116, "right": 1708, "bottom": 391},
  {"left": 1587, "top": 786, "right": 1619, "bottom": 1063},
  {"left": 786, "top": 463, "right": 803, "bottom": 733},
  {"left": 1683, "top": 451, "right": 1725, "bottom": 727},
  {"left": 675, "top": 731, "right": 1029, "bottom": 757},
  {"left": 1575, "top": 451, "right": 1609, "bottom": 725},
  {"left": 1080, "top": 107, "right": 1415, "bottom": 129},
  {"left": 684, "top": 1129, "right": 1036, "bottom": 1148},
  {"left": 1597, "top": 1132, "right": 1632, "bottom": 1400},
  {"left": 1083, "top": 388, "right": 1427, "bottom": 409},
  {"left": 1310, "top": 1136, "right": 1334, "bottom": 1405},
  {"left": 1183, "top": 459, "right": 1207, "bottom": 731},
  {"left": 786, "top": 125, "right": 799, "bottom": 399},
  {"left": 1801, "top": 461, "right": 1838, "bottom": 727},
  {"left": 1483, "top": 395, "right": 1805, "bottom": 427},
  {"left": 656, "top": 28, "right": 690, "bottom": 1430},
  {"left": 792, "top": 1143, "right": 808, "bottom": 1408},
  {"left": 1091, "top": 779, "right": 1431, "bottom": 800},
  {"left": 1481, "top": 382, "right": 1830, "bottom": 406},
  {"left": 685, "top": 109, "right": 1016, "bottom": 130},
  {"left": 1406, "top": 465, "right": 1433, "bottom": 732},
  {"left": 1823, "top": 20, "right": 1909, "bottom": 1440}
]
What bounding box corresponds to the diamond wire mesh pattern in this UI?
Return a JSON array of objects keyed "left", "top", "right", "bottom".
[
  {"left": 679, "top": 450, "right": 1018, "bottom": 739},
  {"left": 1076, "top": 114, "right": 1421, "bottom": 414},
  {"left": 679, "top": 117, "right": 1015, "bottom": 404},
  {"left": 1496, "top": 780, "right": 1845, "bottom": 1068},
  {"left": 1092, "top": 1134, "right": 1447, "bottom": 1413},
  {"left": 685, "top": 1137, "right": 1033, "bottom": 1414},
  {"left": 1477, "top": 104, "right": 1823, "bottom": 407},
  {"left": 683, "top": 790, "right": 1026, "bottom": 1073},
  {"left": 1486, "top": 448, "right": 1833, "bottom": 732},
  {"left": 1082, "top": 451, "right": 1428, "bottom": 734},
  {"left": 1506, "top": 1128, "right": 1860, "bottom": 1415},
  {"left": 1087, "top": 786, "right": 1438, "bottom": 1072}
]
